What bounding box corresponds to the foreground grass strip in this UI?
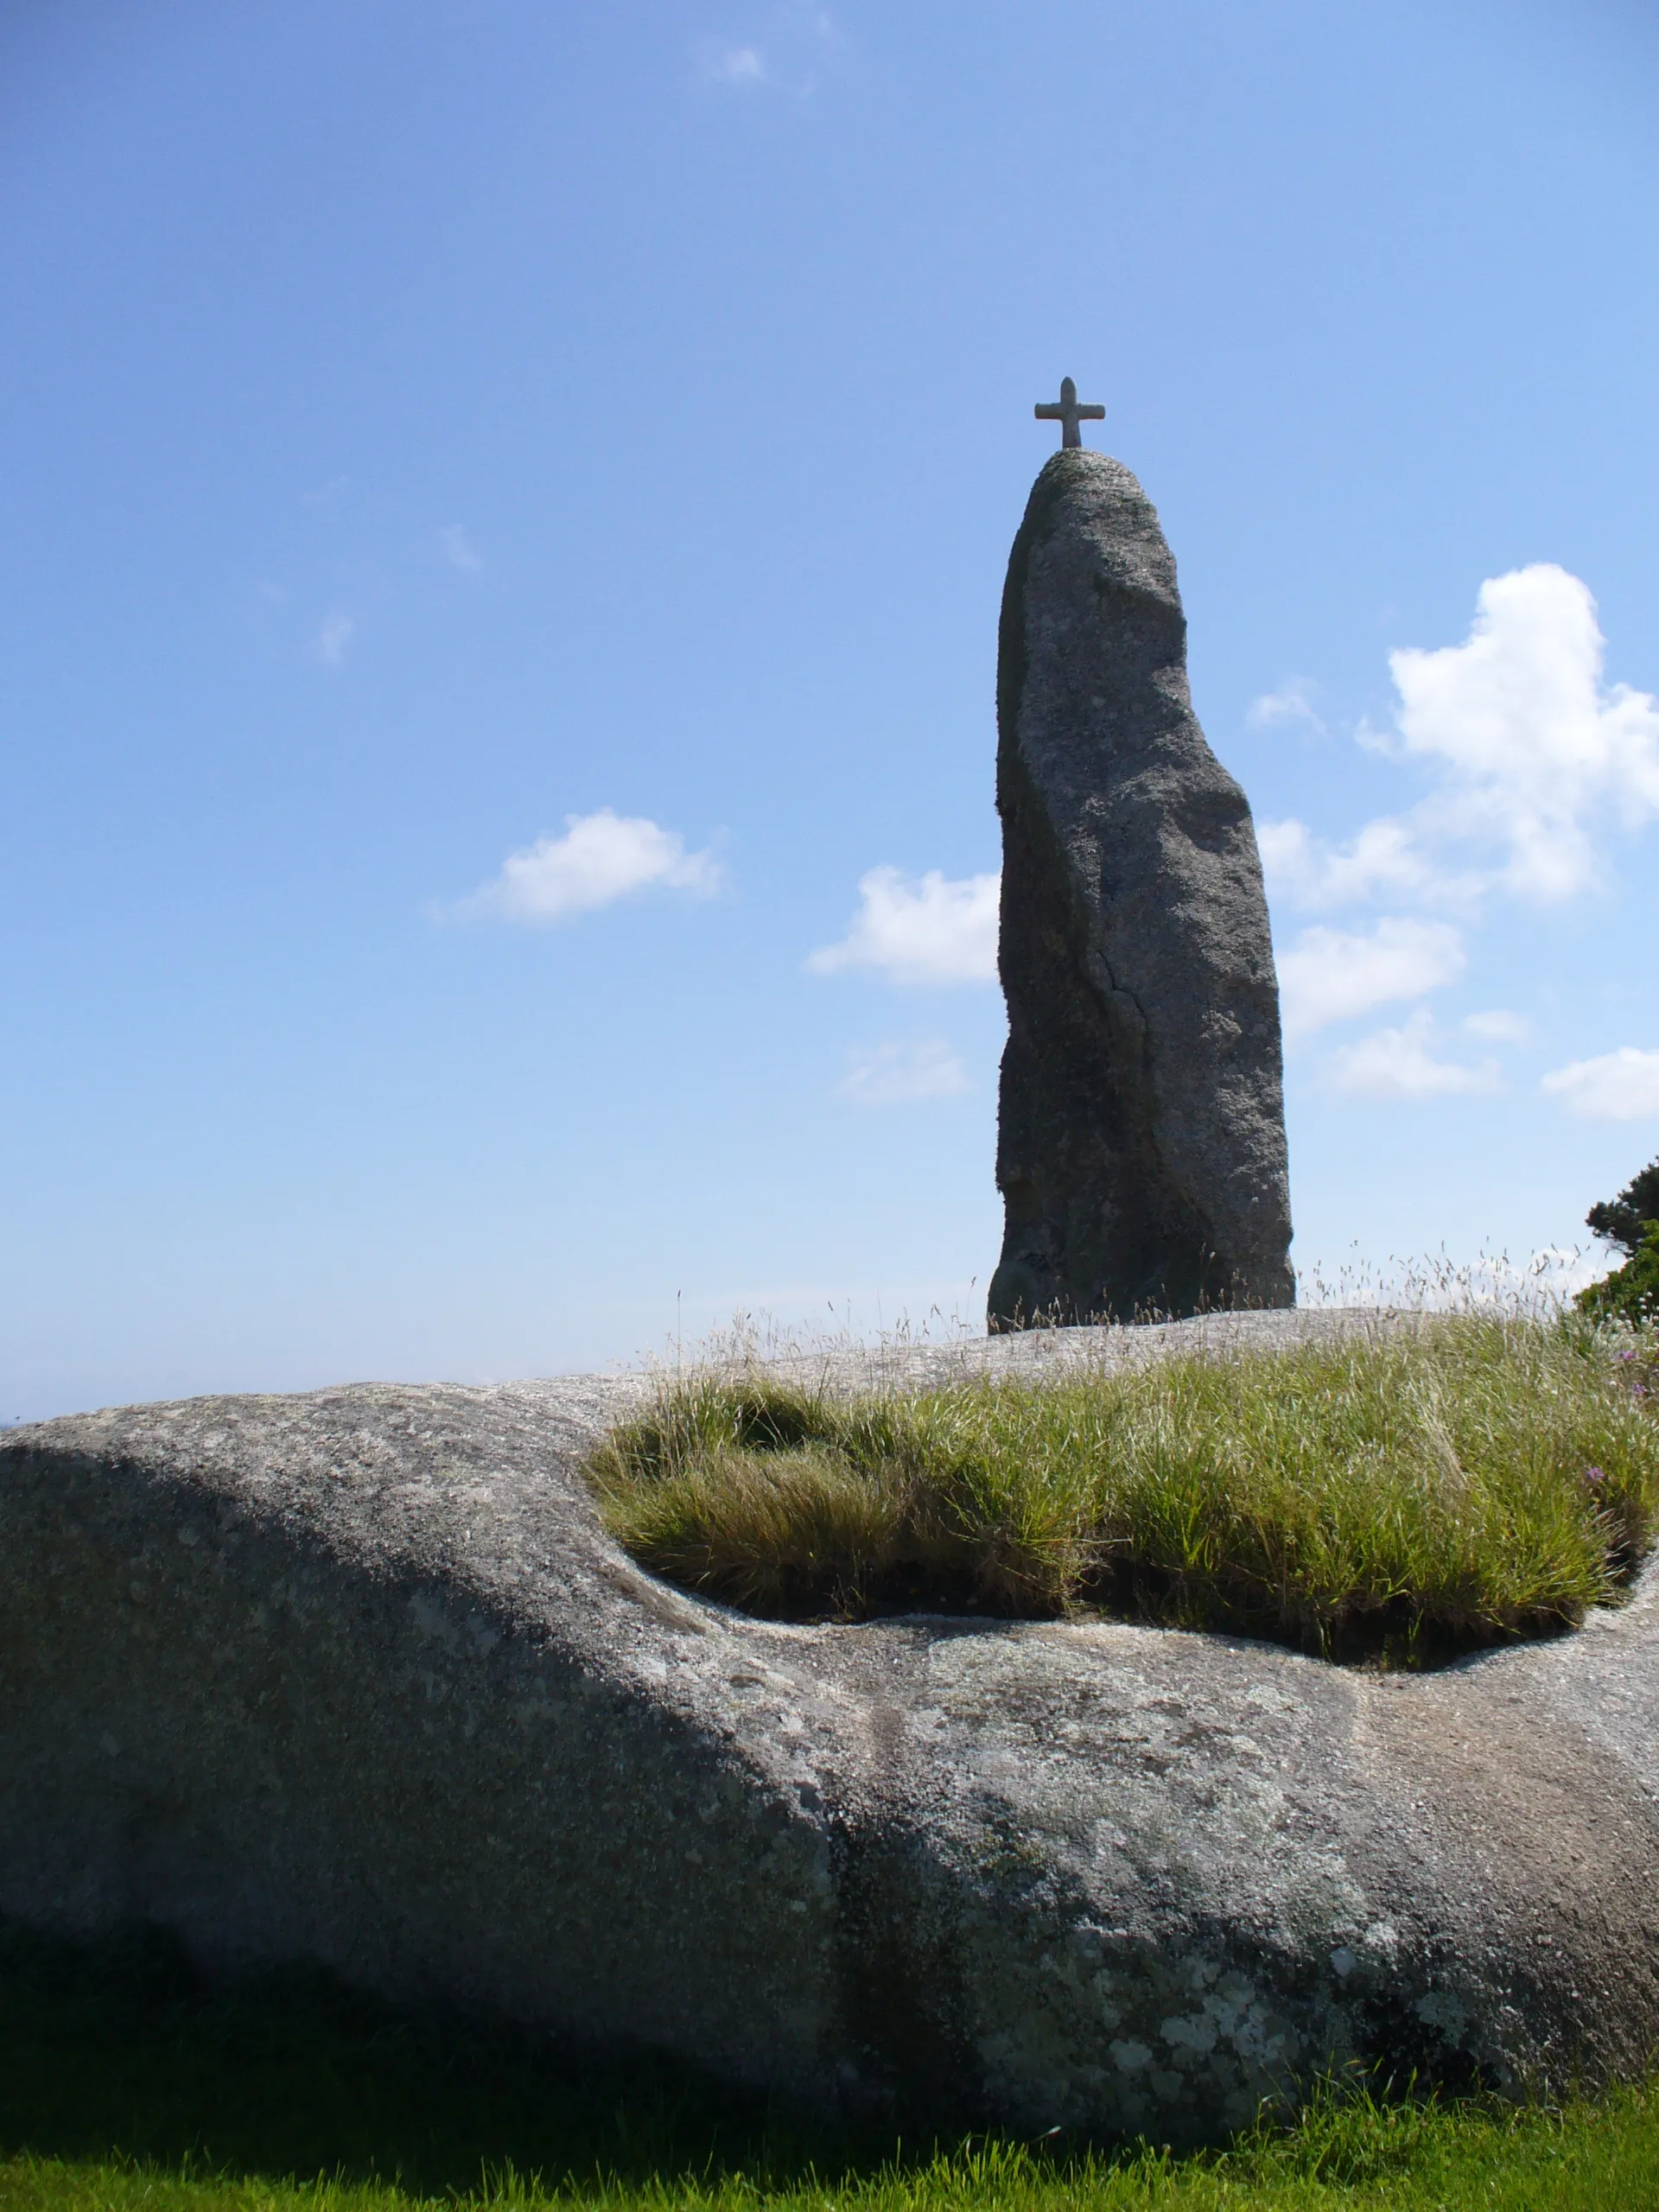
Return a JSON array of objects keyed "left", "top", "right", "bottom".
[
  {"left": 9, "top": 2086, "right": 1659, "bottom": 2210},
  {"left": 589, "top": 1315, "right": 1659, "bottom": 1656}
]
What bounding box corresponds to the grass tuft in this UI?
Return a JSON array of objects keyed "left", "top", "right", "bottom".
[{"left": 588, "top": 1315, "right": 1659, "bottom": 1659}]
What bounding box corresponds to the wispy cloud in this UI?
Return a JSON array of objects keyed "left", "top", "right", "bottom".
[
  {"left": 1248, "top": 677, "right": 1325, "bottom": 736},
  {"left": 1328, "top": 1011, "right": 1501, "bottom": 1100},
  {"left": 696, "top": 3, "right": 837, "bottom": 94},
  {"left": 1257, "top": 815, "right": 1465, "bottom": 912},
  {"left": 1541, "top": 1047, "right": 1659, "bottom": 1121},
  {"left": 316, "top": 612, "right": 355, "bottom": 666},
  {"left": 1275, "top": 916, "right": 1465, "bottom": 1040},
  {"left": 1463, "top": 1007, "right": 1532, "bottom": 1045},
  {"left": 440, "top": 524, "right": 482, "bottom": 575},
  {"left": 445, "top": 809, "right": 722, "bottom": 925},
  {"left": 836, "top": 1037, "right": 970, "bottom": 1107},
  {"left": 808, "top": 867, "right": 999, "bottom": 987},
  {"left": 702, "top": 44, "right": 766, "bottom": 84}
]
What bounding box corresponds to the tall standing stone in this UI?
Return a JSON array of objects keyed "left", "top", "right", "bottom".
[{"left": 988, "top": 448, "right": 1294, "bottom": 1327}]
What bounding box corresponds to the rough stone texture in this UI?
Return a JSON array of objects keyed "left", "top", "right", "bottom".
[
  {"left": 990, "top": 448, "right": 1294, "bottom": 1328},
  {"left": 4, "top": 1307, "right": 1659, "bottom": 2145}
]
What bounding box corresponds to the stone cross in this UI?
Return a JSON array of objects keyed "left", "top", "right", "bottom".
[{"left": 1033, "top": 376, "right": 1104, "bottom": 449}]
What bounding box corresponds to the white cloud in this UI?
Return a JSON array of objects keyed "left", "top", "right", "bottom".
[
  {"left": 316, "top": 612, "right": 355, "bottom": 666},
  {"left": 1541, "top": 1047, "right": 1659, "bottom": 1122},
  {"left": 1527, "top": 1244, "right": 1613, "bottom": 1298},
  {"left": 1262, "top": 566, "right": 1659, "bottom": 919},
  {"left": 1256, "top": 814, "right": 1454, "bottom": 912},
  {"left": 1386, "top": 566, "right": 1659, "bottom": 899},
  {"left": 1275, "top": 916, "right": 1465, "bottom": 1039},
  {"left": 1248, "top": 677, "right": 1325, "bottom": 736},
  {"left": 441, "top": 524, "right": 482, "bottom": 575},
  {"left": 448, "top": 809, "right": 722, "bottom": 925},
  {"left": 808, "top": 866, "right": 999, "bottom": 987},
  {"left": 1462, "top": 1007, "right": 1532, "bottom": 1045},
  {"left": 836, "top": 1037, "right": 970, "bottom": 1107},
  {"left": 1328, "top": 1011, "right": 1501, "bottom": 1100}
]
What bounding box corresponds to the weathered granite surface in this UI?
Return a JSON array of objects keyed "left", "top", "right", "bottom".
[
  {"left": 990, "top": 448, "right": 1294, "bottom": 1328},
  {"left": 4, "top": 1308, "right": 1658, "bottom": 2144}
]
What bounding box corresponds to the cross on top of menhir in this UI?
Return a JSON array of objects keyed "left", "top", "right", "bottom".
[{"left": 1034, "top": 376, "right": 1105, "bottom": 449}]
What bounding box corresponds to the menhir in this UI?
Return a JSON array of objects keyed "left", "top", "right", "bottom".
[{"left": 988, "top": 449, "right": 1294, "bottom": 1328}]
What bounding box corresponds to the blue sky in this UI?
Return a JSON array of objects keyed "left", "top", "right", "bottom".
[{"left": 3, "top": 0, "right": 1658, "bottom": 1418}]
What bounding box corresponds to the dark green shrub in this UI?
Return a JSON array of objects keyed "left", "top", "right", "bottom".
[
  {"left": 1587, "top": 1156, "right": 1659, "bottom": 1259},
  {"left": 1580, "top": 1222, "right": 1659, "bottom": 1326},
  {"left": 1580, "top": 1155, "right": 1659, "bottom": 1325}
]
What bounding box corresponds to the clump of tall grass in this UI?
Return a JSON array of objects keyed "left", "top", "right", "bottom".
[{"left": 587, "top": 1315, "right": 1659, "bottom": 1661}]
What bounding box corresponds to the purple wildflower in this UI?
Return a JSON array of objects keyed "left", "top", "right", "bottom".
[{"left": 1582, "top": 1465, "right": 1607, "bottom": 1491}]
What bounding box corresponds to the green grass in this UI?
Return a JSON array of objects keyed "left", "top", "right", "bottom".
[
  {"left": 588, "top": 1315, "right": 1659, "bottom": 1658},
  {"left": 3, "top": 1927, "right": 1659, "bottom": 2211}
]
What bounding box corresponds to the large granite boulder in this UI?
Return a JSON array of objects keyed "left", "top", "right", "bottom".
[
  {"left": 3, "top": 1311, "right": 1658, "bottom": 2145},
  {"left": 990, "top": 449, "right": 1294, "bottom": 1328}
]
